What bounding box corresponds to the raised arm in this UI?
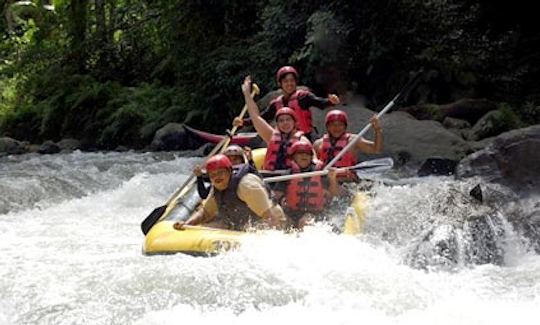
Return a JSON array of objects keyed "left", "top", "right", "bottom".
[
  {"left": 242, "top": 76, "right": 274, "bottom": 143},
  {"left": 354, "top": 115, "right": 383, "bottom": 154}
]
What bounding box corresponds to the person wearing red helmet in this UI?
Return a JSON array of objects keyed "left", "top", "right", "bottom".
[
  {"left": 240, "top": 66, "right": 340, "bottom": 141},
  {"left": 193, "top": 144, "right": 255, "bottom": 200},
  {"left": 314, "top": 109, "right": 383, "bottom": 182},
  {"left": 235, "top": 76, "right": 310, "bottom": 171},
  {"left": 173, "top": 154, "right": 286, "bottom": 231},
  {"left": 273, "top": 141, "right": 341, "bottom": 229}
]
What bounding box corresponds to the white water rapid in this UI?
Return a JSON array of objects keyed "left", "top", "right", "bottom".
[{"left": 1, "top": 151, "right": 539, "bottom": 324}]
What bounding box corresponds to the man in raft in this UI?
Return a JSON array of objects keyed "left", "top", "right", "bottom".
[
  {"left": 274, "top": 140, "right": 342, "bottom": 229},
  {"left": 235, "top": 75, "right": 310, "bottom": 171},
  {"left": 194, "top": 144, "right": 255, "bottom": 199},
  {"left": 314, "top": 109, "right": 383, "bottom": 182},
  {"left": 174, "top": 154, "right": 286, "bottom": 231},
  {"left": 242, "top": 66, "right": 340, "bottom": 141}
]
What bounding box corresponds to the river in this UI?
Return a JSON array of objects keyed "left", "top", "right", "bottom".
[{"left": 1, "top": 151, "right": 539, "bottom": 324}]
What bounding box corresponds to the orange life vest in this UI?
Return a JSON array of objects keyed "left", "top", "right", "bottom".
[
  {"left": 272, "top": 89, "right": 313, "bottom": 134},
  {"left": 263, "top": 130, "right": 303, "bottom": 170},
  {"left": 285, "top": 161, "right": 325, "bottom": 212}
]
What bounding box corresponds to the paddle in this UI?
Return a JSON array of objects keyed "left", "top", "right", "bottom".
[
  {"left": 141, "top": 84, "right": 260, "bottom": 235},
  {"left": 324, "top": 70, "right": 424, "bottom": 170},
  {"left": 262, "top": 157, "right": 394, "bottom": 183}
]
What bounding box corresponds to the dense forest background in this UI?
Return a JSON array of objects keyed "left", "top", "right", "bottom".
[{"left": 1, "top": 0, "right": 538, "bottom": 149}]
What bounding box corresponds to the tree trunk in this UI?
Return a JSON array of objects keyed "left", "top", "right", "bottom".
[
  {"left": 69, "top": 0, "right": 89, "bottom": 72},
  {"left": 95, "top": 0, "right": 107, "bottom": 43}
]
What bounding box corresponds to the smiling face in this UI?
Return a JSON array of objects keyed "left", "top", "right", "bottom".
[
  {"left": 276, "top": 114, "right": 295, "bottom": 134},
  {"left": 326, "top": 120, "right": 347, "bottom": 138},
  {"left": 293, "top": 151, "right": 312, "bottom": 169},
  {"left": 279, "top": 74, "right": 297, "bottom": 95},
  {"left": 208, "top": 167, "right": 232, "bottom": 191}
]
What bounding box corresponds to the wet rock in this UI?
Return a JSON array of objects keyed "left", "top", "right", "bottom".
[
  {"left": 406, "top": 212, "right": 505, "bottom": 270},
  {"left": 456, "top": 124, "right": 540, "bottom": 194},
  {"left": 26, "top": 144, "right": 41, "bottom": 153},
  {"left": 402, "top": 183, "right": 511, "bottom": 270},
  {"left": 407, "top": 224, "right": 460, "bottom": 271},
  {"left": 150, "top": 123, "right": 202, "bottom": 151},
  {"left": 381, "top": 112, "right": 471, "bottom": 168},
  {"left": 443, "top": 117, "right": 471, "bottom": 129},
  {"left": 522, "top": 209, "right": 540, "bottom": 253},
  {"left": 0, "top": 137, "right": 28, "bottom": 154},
  {"left": 114, "top": 145, "right": 129, "bottom": 152},
  {"left": 56, "top": 138, "right": 82, "bottom": 151},
  {"left": 437, "top": 98, "right": 497, "bottom": 124},
  {"left": 38, "top": 140, "right": 60, "bottom": 154},
  {"left": 464, "top": 213, "right": 504, "bottom": 265},
  {"left": 417, "top": 158, "right": 458, "bottom": 176},
  {"left": 469, "top": 110, "right": 517, "bottom": 141}
]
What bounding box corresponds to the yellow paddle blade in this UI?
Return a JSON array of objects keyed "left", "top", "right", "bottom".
[{"left": 343, "top": 192, "right": 369, "bottom": 235}]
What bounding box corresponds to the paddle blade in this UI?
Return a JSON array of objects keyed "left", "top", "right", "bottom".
[
  {"left": 354, "top": 157, "right": 394, "bottom": 170},
  {"left": 141, "top": 205, "right": 167, "bottom": 235}
]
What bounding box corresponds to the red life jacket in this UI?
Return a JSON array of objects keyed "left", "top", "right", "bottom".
[
  {"left": 272, "top": 89, "right": 313, "bottom": 134},
  {"left": 319, "top": 133, "right": 357, "bottom": 167},
  {"left": 285, "top": 161, "right": 325, "bottom": 212},
  {"left": 319, "top": 133, "right": 358, "bottom": 181},
  {"left": 263, "top": 130, "right": 303, "bottom": 170}
]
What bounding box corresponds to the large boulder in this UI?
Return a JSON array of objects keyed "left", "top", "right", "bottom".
[
  {"left": 456, "top": 124, "right": 540, "bottom": 193},
  {"left": 38, "top": 140, "right": 60, "bottom": 154},
  {"left": 380, "top": 111, "right": 471, "bottom": 168},
  {"left": 0, "top": 137, "right": 28, "bottom": 154},
  {"left": 150, "top": 123, "right": 202, "bottom": 151},
  {"left": 56, "top": 138, "right": 82, "bottom": 152},
  {"left": 469, "top": 109, "right": 520, "bottom": 141}
]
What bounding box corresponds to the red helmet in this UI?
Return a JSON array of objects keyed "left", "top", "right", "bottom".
[
  {"left": 288, "top": 141, "right": 313, "bottom": 156},
  {"left": 223, "top": 145, "right": 244, "bottom": 157},
  {"left": 275, "top": 107, "right": 298, "bottom": 122},
  {"left": 206, "top": 154, "right": 232, "bottom": 171},
  {"left": 325, "top": 109, "right": 348, "bottom": 126},
  {"left": 276, "top": 66, "right": 299, "bottom": 83}
]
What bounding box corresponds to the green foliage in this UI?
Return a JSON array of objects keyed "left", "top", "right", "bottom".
[
  {"left": 0, "top": 0, "right": 538, "bottom": 149},
  {"left": 514, "top": 102, "right": 540, "bottom": 127},
  {"left": 494, "top": 103, "right": 522, "bottom": 131}
]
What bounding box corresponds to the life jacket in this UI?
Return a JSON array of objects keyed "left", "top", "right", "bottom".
[
  {"left": 263, "top": 130, "right": 303, "bottom": 170},
  {"left": 272, "top": 89, "right": 312, "bottom": 134},
  {"left": 213, "top": 164, "right": 267, "bottom": 230},
  {"left": 319, "top": 133, "right": 358, "bottom": 182},
  {"left": 285, "top": 161, "right": 325, "bottom": 212}
]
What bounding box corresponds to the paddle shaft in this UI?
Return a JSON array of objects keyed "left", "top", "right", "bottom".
[
  {"left": 263, "top": 158, "right": 393, "bottom": 183},
  {"left": 324, "top": 71, "right": 423, "bottom": 170}
]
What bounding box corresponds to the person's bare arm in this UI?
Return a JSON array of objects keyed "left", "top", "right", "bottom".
[
  {"left": 261, "top": 205, "right": 286, "bottom": 229},
  {"left": 173, "top": 200, "right": 215, "bottom": 230},
  {"left": 326, "top": 168, "right": 343, "bottom": 197},
  {"left": 355, "top": 115, "right": 383, "bottom": 154},
  {"left": 242, "top": 76, "right": 274, "bottom": 143}
]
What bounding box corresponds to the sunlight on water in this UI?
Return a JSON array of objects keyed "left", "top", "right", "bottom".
[{"left": 1, "top": 152, "right": 539, "bottom": 324}]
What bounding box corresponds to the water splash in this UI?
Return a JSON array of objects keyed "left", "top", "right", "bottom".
[{"left": 1, "top": 152, "right": 539, "bottom": 324}]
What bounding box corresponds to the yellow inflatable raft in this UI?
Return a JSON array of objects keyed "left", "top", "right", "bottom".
[{"left": 142, "top": 148, "right": 368, "bottom": 256}]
